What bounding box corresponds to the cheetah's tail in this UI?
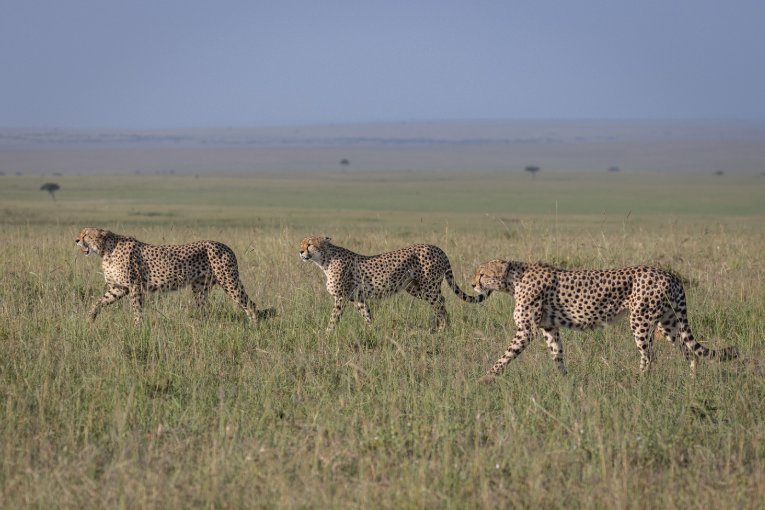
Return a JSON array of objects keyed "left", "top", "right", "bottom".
[
  {"left": 686, "top": 337, "right": 740, "bottom": 362},
  {"left": 709, "top": 345, "right": 740, "bottom": 361},
  {"left": 445, "top": 268, "right": 490, "bottom": 304}
]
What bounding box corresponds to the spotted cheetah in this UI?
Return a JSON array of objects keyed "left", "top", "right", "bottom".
[
  {"left": 471, "top": 259, "right": 739, "bottom": 376},
  {"left": 75, "top": 227, "right": 275, "bottom": 324},
  {"left": 299, "top": 236, "right": 486, "bottom": 332}
]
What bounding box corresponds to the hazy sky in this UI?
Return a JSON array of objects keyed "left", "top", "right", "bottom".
[{"left": 2, "top": 0, "right": 764, "bottom": 129}]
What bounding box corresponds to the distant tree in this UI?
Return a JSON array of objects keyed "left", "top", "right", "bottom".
[
  {"left": 340, "top": 158, "right": 350, "bottom": 166},
  {"left": 40, "top": 182, "right": 60, "bottom": 201},
  {"left": 525, "top": 165, "right": 541, "bottom": 180},
  {"left": 714, "top": 170, "right": 724, "bottom": 176},
  {"left": 608, "top": 166, "right": 621, "bottom": 172}
]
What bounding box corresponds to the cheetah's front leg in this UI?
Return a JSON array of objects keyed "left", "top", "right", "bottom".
[
  {"left": 88, "top": 284, "right": 128, "bottom": 321},
  {"left": 488, "top": 327, "right": 532, "bottom": 376},
  {"left": 326, "top": 295, "right": 346, "bottom": 332}
]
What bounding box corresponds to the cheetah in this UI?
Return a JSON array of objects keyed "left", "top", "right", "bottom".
[
  {"left": 471, "top": 259, "right": 739, "bottom": 376},
  {"left": 75, "top": 227, "right": 275, "bottom": 324},
  {"left": 299, "top": 236, "right": 486, "bottom": 332}
]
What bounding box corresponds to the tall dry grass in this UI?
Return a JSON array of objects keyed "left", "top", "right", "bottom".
[{"left": 1, "top": 172, "right": 764, "bottom": 508}]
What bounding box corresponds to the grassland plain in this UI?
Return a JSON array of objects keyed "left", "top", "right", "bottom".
[{"left": 1, "top": 171, "right": 764, "bottom": 508}]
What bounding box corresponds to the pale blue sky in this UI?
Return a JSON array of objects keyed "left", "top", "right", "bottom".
[{"left": 2, "top": 0, "right": 763, "bottom": 129}]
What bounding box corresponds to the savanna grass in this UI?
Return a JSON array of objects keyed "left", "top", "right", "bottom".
[{"left": 1, "top": 172, "right": 764, "bottom": 508}]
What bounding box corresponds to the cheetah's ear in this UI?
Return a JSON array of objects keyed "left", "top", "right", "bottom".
[
  {"left": 92, "top": 228, "right": 114, "bottom": 250},
  {"left": 93, "top": 228, "right": 109, "bottom": 242},
  {"left": 323, "top": 236, "right": 332, "bottom": 242}
]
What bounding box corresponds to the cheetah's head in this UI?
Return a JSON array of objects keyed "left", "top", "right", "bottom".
[
  {"left": 75, "top": 227, "right": 111, "bottom": 256},
  {"left": 299, "top": 236, "right": 332, "bottom": 265},
  {"left": 471, "top": 259, "right": 511, "bottom": 294}
]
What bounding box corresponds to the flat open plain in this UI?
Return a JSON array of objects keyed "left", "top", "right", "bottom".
[{"left": 1, "top": 120, "right": 764, "bottom": 508}]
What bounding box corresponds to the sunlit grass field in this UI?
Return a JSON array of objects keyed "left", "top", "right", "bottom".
[{"left": 1, "top": 171, "right": 764, "bottom": 508}]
